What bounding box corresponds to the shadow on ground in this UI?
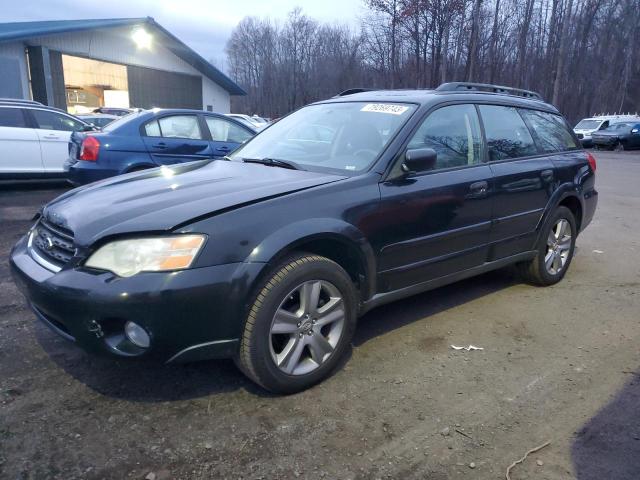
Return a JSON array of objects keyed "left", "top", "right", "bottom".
[
  {"left": 34, "top": 268, "right": 518, "bottom": 403},
  {"left": 572, "top": 372, "right": 640, "bottom": 480}
]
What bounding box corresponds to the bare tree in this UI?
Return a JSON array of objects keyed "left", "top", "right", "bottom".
[{"left": 226, "top": 2, "right": 640, "bottom": 123}]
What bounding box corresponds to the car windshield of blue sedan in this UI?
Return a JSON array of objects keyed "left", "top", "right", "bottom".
[{"left": 229, "top": 102, "right": 417, "bottom": 173}]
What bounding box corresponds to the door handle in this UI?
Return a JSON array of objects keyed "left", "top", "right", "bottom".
[
  {"left": 466, "top": 180, "right": 489, "bottom": 199},
  {"left": 541, "top": 169, "right": 554, "bottom": 182},
  {"left": 43, "top": 134, "right": 59, "bottom": 139},
  {"left": 152, "top": 142, "right": 168, "bottom": 149},
  {"left": 216, "top": 145, "right": 231, "bottom": 151},
  {"left": 469, "top": 180, "right": 488, "bottom": 194}
]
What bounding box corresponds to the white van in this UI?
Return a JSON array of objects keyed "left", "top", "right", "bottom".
[{"left": 574, "top": 114, "right": 640, "bottom": 147}]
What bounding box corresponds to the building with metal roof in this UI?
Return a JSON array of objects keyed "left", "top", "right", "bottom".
[{"left": 0, "top": 17, "right": 245, "bottom": 113}]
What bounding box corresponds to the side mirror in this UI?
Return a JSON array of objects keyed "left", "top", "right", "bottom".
[{"left": 402, "top": 148, "right": 437, "bottom": 174}]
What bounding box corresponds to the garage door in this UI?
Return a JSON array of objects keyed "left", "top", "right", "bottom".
[{"left": 127, "top": 66, "right": 203, "bottom": 110}]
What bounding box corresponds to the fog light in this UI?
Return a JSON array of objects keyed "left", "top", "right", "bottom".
[{"left": 124, "top": 321, "right": 150, "bottom": 348}]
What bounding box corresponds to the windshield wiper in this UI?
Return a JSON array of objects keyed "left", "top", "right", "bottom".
[{"left": 241, "top": 157, "right": 305, "bottom": 171}]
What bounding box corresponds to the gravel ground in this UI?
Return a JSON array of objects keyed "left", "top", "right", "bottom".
[{"left": 1, "top": 151, "right": 639, "bottom": 480}]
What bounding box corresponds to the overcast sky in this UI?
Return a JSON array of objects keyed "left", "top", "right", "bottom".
[{"left": 4, "top": 0, "right": 365, "bottom": 70}]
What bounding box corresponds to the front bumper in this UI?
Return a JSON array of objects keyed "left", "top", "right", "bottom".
[
  {"left": 10, "top": 234, "right": 264, "bottom": 363},
  {"left": 592, "top": 136, "right": 618, "bottom": 147}
]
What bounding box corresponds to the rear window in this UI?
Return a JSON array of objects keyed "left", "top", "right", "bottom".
[
  {"left": 478, "top": 105, "right": 537, "bottom": 160},
  {"left": 0, "top": 107, "right": 27, "bottom": 128},
  {"left": 520, "top": 109, "right": 578, "bottom": 153},
  {"left": 102, "top": 111, "right": 145, "bottom": 132}
]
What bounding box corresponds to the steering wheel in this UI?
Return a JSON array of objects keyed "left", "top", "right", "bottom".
[{"left": 353, "top": 148, "right": 378, "bottom": 160}]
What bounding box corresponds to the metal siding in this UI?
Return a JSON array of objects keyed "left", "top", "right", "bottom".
[
  {"left": 127, "top": 65, "right": 202, "bottom": 109},
  {"left": 0, "top": 56, "right": 23, "bottom": 98},
  {"left": 27, "top": 46, "right": 53, "bottom": 104},
  {"left": 48, "top": 50, "right": 66, "bottom": 109}
]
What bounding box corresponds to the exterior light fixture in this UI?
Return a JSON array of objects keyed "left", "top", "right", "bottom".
[{"left": 132, "top": 28, "right": 152, "bottom": 49}]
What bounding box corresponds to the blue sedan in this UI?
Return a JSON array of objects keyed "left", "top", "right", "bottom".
[{"left": 65, "top": 109, "right": 257, "bottom": 185}]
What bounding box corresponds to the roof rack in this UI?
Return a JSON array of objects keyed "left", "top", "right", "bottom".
[
  {"left": 436, "top": 82, "right": 543, "bottom": 100},
  {"left": 334, "top": 88, "right": 373, "bottom": 97},
  {"left": 0, "top": 98, "right": 43, "bottom": 105}
]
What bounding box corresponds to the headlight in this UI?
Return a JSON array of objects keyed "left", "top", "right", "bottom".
[{"left": 85, "top": 235, "right": 206, "bottom": 277}]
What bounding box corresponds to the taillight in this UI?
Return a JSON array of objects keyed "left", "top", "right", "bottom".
[
  {"left": 586, "top": 152, "right": 597, "bottom": 172},
  {"left": 79, "top": 136, "right": 100, "bottom": 161}
]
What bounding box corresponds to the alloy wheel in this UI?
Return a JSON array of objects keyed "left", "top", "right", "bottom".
[
  {"left": 269, "top": 280, "right": 345, "bottom": 376},
  {"left": 545, "top": 218, "right": 572, "bottom": 275}
]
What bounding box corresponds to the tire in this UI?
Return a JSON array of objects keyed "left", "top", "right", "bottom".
[
  {"left": 236, "top": 253, "right": 357, "bottom": 394},
  {"left": 516, "top": 206, "right": 577, "bottom": 286},
  {"left": 614, "top": 141, "right": 625, "bottom": 152}
]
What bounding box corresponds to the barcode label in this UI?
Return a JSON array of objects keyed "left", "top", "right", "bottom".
[{"left": 361, "top": 104, "right": 409, "bottom": 115}]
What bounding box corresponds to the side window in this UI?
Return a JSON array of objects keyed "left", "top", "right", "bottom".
[
  {"left": 600, "top": 121, "right": 609, "bottom": 130},
  {"left": 156, "top": 115, "right": 202, "bottom": 140},
  {"left": 520, "top": 109, "right": 577, "bottom": 153},
  {"left": 0, "top": 108, "right": 27, "bottom": 128},
  {"left": 31, "top": 110, "right": 84, "bottom": 132},
  {"left": 479, "top": 105, "right": 537, "bottom": 160},
  {"left": 144, "top": 119, "right": 161, "bottom": 137},
  {"left": 206, "top": 117, "right": 253, "bottom": 143},
  {"left": 406, "top": 104, "right": 482, "bottom": 170}
]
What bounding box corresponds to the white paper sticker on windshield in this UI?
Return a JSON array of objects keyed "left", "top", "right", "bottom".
[{"left": 361, "top": 103, "right": 409, "bottom": 115}]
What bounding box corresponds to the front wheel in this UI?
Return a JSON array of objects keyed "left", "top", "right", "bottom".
[
  {"left": 516, "top": 206, "right": 577, "bottom": 286},
  {"left": 236, "top": 254, "right": 357, "bottom": 394}
]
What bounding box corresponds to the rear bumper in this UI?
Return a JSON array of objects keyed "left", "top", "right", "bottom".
[
  {"left": 64, "top": 159, "right": 121, "bottom": 186},
  {"left": 581, "top": 187, "right": 598, "bottom": 232},
  {"left": 10, "top": 234, "right": 264, "bottom": 363}
]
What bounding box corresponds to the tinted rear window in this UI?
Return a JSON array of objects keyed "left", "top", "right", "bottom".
[
  {"left": 478, "top": 105, "right": 537, "bottom": 160},
  {"left": 0, "top": 107, "right": 27, "bottom": 128},
  {"left": 520, "top": 109, "right": 577, "bottom": 153}
]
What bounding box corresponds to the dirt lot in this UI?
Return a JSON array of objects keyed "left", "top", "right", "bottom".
[{"left": 1, "top": 151, "right": 639, "bottom": 480}]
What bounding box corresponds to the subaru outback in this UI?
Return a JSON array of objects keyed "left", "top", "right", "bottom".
[{"left": 10, "top": 82, "right": 598, "bottom": 393}]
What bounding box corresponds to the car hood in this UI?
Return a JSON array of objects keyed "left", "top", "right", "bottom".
[{"left": 43, "top": 160, "right": 346, "bottom": 246}]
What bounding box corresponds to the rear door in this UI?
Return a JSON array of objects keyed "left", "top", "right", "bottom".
[
  {"left": 479, "top": 104, "right": 554, "bottom": 260},
  {"left": 375, "top": 103, "right": 493, "bottom": 292},
  {"left": 0, "top": 106, "right": 43, "bottom": 174},
  {"left": 142, "top": 114, "right": 213, "bottom": 165},
  {"left": 204, "top": 115, "right": 254, "bottom": 157},
  {"left": 29, "top": 109, "right": 86, "bottom": 172}
]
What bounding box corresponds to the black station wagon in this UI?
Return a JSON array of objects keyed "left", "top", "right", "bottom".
[{"left": 10, "top": 82, "right": 598, "bottom": 393}]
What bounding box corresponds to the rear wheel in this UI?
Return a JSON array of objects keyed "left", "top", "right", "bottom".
[
  {"left": 516, "top": 206, "right": 576, "bottom": 286},
  {"left": 236, "top": 253, "right": 357, "bottom": 394},
  {"left": 614, "top": 141, "right": 625, "bottom": 152}
]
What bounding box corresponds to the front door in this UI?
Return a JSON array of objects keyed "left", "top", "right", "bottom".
[
  {"left": 142, "top": 114, "right": 213, "bottom": 166},
  {"left": 29, "top": 109, "right": 86, "bottom": 172},
  {"left": 374, "top": 104, "right": 493, "bottom": 292}
]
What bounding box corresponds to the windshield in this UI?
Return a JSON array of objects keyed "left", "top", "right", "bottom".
[
  {"left": 575, "top": 120, "right": 600, "bottom": 129},
  {"left": 230, "top": 102, "right": 416, "bottom": 173}
]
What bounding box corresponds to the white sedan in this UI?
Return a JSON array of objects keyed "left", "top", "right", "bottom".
[{"left": 0, "top": 101, "right": 92, "bottom": 179}]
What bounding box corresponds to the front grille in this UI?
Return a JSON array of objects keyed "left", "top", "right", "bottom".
[
  {"left": 29, "top": 218, "right": 76, "bottom": 269},
  {"left": 576, "top": 133, "right": 584, "bottom": 139}
]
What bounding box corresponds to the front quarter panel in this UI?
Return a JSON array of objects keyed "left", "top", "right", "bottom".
[{"left": 181, "top": 174, "right": 382, "bottom": 296}]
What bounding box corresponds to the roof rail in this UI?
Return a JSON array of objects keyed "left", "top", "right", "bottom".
[
  {"left": 436, "top": 82, "right": 543, "bottom": 101},
  {"left": 0, "top": 98, "right": 43, "bottom": 105},
  {"left": 334, "top": 88, "right": 373, "bottom": 97}
]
